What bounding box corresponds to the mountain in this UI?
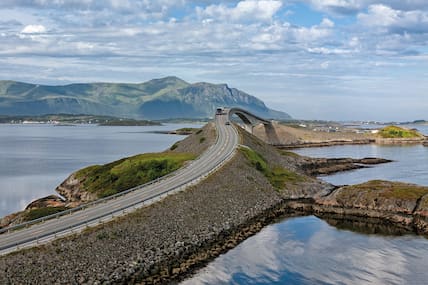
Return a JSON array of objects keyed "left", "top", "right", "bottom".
[{"left": 0, "top": 76, "right": 291, "bottom": 120}]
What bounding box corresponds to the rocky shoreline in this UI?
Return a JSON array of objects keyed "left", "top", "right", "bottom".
[
  {"left": 1, "top": 125, "right": 428, "bottom": 284},
  {"left": 275, "top": 139, "right": 374, "bottom": 149}
]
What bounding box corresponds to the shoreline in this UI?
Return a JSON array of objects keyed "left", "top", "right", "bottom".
[
  {"left": 2, "top": 125, "right": 428, "bottom": 284},
  {"left": 274, "top": 138, "right": 427, "bottom": 149},
  {"left": 135, "top": 196, "right": 428, "bottom": 284}
]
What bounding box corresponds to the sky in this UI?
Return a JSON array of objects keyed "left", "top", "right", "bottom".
[{"left": 0, "top": 1, "right": 427, "bottom": 121}]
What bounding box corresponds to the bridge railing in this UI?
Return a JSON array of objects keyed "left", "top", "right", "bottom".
[
  {"left": 0, "top": 140, "right": 238, "bottom": 252},
  {"left": 0, "top": 172, "right": 176, "bottom": 234},
  {"left": 0, "top": 120, "right": 227, "bottom": 236}
]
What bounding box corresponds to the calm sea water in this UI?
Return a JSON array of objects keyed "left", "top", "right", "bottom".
[
  {"left": 0, "top": 123, "right": 201, "bottom": 217},
  {"left": 183, "top": 124, "right": 428, "bottom": 285},
  {"left": 292, "top": 124, "right": 428, "bottom": 186},
  {"left": 182, "top": 216, "right": 428, "bottom": 285}
]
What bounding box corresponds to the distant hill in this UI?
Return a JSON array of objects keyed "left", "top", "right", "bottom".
[{"left": 0, "top": 76, "right": 291, "bottom": 120}]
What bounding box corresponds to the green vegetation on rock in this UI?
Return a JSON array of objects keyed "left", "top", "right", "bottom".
[
  {"left": 170, "top": 142, "right": 179, "bottom": 151},
  {"left": 23, "top": 206, "right": 68, "bottom": 222},
  {"left": 339, "top": 180, "right": 428, "bottom": 201},
  {"left": 279, "top": 150, "right": 300, "bottom": 158},
  {"left": 378, "top": 126, "right": 423, "bottom": 139},
  {"left": 99, "top": 119, "right": 160, "bottom": 126},
  {"left": 75, "top": 152, "right": 195, "bottom": 198},
  {"left": 239, "top": 146, "right": 306, "bottom": 190},
  {"left": 176, "top": 128, "right": 198, "bottom": 133}
]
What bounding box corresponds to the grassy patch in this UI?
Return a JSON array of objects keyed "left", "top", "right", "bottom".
[
  {"left": 279, "top": 150, "right": 300, "bottom": 158},
  {"left": 99, "top": 119, "right": 160, "bottom": 126},
  {"left": 199, "top": 137, "right": 206, "bottom": 143},
  {"left": 340, "top": 180, "right": 428, "bottom": 200},
  {"left": 76, "top": 152, "right": 195, "bottom": 198},
  {"left": 176, "top": 127, "right": 198, "bottom": 133},
  {"left": 170, "top": 142, "right": 179, "bottom": 151},
  {"left": 378, "top": 126, "right": 423, "bottom": 139},
  {"left": 23, "top": 206, "right": 68, "bottom": 222},
  {"left": 239, "top": 147, "right": 306, "bottom": 190}
]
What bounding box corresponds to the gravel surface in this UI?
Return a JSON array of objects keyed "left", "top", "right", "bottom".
[{"left": 1, "top": 124, "right": 311, "bottom": 284}]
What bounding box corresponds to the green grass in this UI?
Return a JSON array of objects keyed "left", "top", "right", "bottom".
[
  {"left": 23, "top": 207, "right": 68, "bottom": 222},
  {"left": 99, "top": 119, "right": 160, "bottom": 126},
  {"left": 175, "top": 127, "right": 199, "bottom": 133},
  {"left": 76, "top": 152, "right": 195, "bottom": 198},
  {"left": 378, "top": 126, "right": 423, "bottom": 139},
  {"left": 199, "top": 137, "right": 206, "bottom": 143},
  {"left": 170, "top": 142, "right": 179, "bottom": 151},
  {"left": 239, "top": 147, "right": 306, "bottom": 190},
  {"left": 340, "top": 180, "right": 428, "bottom": 201},
  {"left": 279, "top": 150, "right": 300, "bottom": 158}
]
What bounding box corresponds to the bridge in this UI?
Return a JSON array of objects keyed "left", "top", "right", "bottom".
[
  {"left": 0, "top": 108, "right": 267, "bottom": 255},
  {"left": 227, "top": 107, "right": 279, "bottom": 144},
  {"left": 228, "top": 107, "right": 271, "bottom": 126}
]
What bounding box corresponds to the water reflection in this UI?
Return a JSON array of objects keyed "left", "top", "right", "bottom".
[
  {"left": 320, "top": 215, "right": 415, "bottom": 237},
  {"left": 182, "top": 216, "right": 428, "bottom": 285}
]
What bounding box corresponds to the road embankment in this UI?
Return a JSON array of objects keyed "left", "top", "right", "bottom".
[{"left": 1, "top": 124, "right": 428, "bottom": 284}]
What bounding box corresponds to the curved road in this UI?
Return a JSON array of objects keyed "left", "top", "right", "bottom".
[{"left": 0, "top": 112, "right": 239, "bottom": 255}]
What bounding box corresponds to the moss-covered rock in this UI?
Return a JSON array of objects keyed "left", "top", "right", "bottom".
[
  {"left": 58, "top": 152, "right": 195, "bottom": 200},
  {"left": 378, "top": 126, "right": 423, "bottom": 139},
  {"left": 317, "top": 180, "right": 428, "bottom": 214}
]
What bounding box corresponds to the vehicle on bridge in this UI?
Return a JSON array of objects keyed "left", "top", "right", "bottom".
[{"left": 216, "top": 107, "right": 228, "bottom": 115}]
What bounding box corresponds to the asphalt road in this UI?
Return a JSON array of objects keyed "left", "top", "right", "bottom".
[{"left": 0, "top": 112, "right": 239, "bottom": 255}]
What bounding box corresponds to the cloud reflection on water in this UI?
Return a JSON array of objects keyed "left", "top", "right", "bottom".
[{"left": 182, "top": 216, "right": 428, "bottom": 285}]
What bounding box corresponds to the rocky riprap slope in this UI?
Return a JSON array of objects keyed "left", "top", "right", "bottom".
[
  {"left": 0, "top": 123, "right": 216, "bottom": 230},
  {"left": 1, "top": 124, "right": 428, "bottom": 284},
  {"left": 0, "top": 125, "right": 329, "bottom": 284}
]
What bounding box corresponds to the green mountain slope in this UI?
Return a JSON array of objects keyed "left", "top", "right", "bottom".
[{"left": 0, "top": 76, "right": 291, "bottom": 120}]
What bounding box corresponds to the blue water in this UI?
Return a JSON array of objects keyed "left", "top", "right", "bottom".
[
  {"left": 0, "top": 123, "right": 201, "bottom": 217},
  {"left": 182, "top": 216, "right": 428, "bottom": 285},
  {"left": 295, "top": 144, "right": 428, "bottom": 186},
  {"left": 182, "top": 124, "right": 428, "bottom": 285},
  {"left": 292, "top": 124, "right": 428, "bottom": 186}
]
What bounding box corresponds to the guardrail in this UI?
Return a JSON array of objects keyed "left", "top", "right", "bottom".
[
  {"left": 0, "top": 118, "right": 239, "bottom": 255},
  {"left": 0, "top": 119, "right": 228, "bottom": 236},
  {"left": 0, "top": 143, "right": 237, "bottom": 252},
  {"left": 0, "top": 172, "right": 175, "bottom": 235}
]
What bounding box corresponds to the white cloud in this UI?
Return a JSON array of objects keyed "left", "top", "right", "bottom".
[
  {"left": 0, "top": 0, "right": 427, "bottom": 120},
  {"left": 358, "top": 4, "right": 428, "bottom": 33},
  {"left": 305, "top": 0, "right": 364, "bottom": 15},
  {"left": 21, "top": 24, "right": 47, "bottom": 34},
  {"left": 197, "top": 0, "right": 282, "bottom": 22},
  {"left": 320, "top": 18, "right": 334, "bottom": 28},
  {"left": 292, "top": 19, "right": 335, "bottom": 43},
  {"left": 303, "top": 0, "right": 428, "bottom": 15}
]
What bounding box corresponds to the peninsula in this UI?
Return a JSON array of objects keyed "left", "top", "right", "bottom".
[{"left": 1, "top": 111, "right": 428, "bottom": 284}]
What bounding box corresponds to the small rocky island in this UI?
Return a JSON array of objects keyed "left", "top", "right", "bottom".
[{"left": 1, "top": 123, "right": 428, "bottom": 284}]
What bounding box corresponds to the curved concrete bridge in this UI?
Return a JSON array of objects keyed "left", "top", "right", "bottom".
[
  {"left": 0, "top": 108, "right": 270, "bottom": 255},
  {"left": 228, "top": 107, "right": 279, "bottom": 144},
  {"left": 228, "top": 107, "right": 271, "bottom": 126}
]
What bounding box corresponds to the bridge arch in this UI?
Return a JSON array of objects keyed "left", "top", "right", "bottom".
[
  {"left": 226, "top": 107, "right": 279, "bottom": 144},
  {"left": 227, "top": 107, "right": 271, "bottom": 127}
]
